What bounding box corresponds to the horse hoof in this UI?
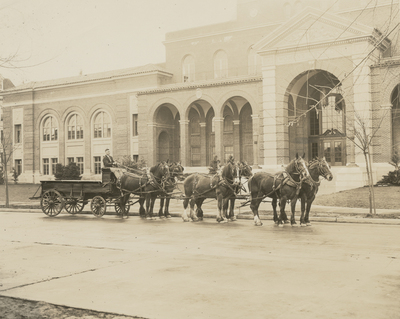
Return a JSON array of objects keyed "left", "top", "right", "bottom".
[
  {"left": 278, "top": 223, "right": 284, "bottom": 228},
  {"left": 230, "top": 217, "right": 237, "bottom": 222},
  {"left": 165, "top": 215, "right": 172, "bottom": 219},
  {"left": 197, "top": 217, "right": 203, "bottom": 221},
  {"left": 284, "top": 220, "right": 290, "bottom": 224},
  {"left": 306, "top": 223, "right": 312, "bottom": 226},
  {"left": 300, "top": 223, "right": 306, "bottom": 227},
  {"left": 254, "top": 222, "right": 263, "bottom": 226},
  {"left": 146, "top": 217, "right": 155, "bottom": 220}
]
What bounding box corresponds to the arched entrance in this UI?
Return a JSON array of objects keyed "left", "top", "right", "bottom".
[
  {"left": 287, "top": 70, "right": 346, "bottom": 166},
  {"left": 155, "top": 104, "right": 180, "bottom": 162}
]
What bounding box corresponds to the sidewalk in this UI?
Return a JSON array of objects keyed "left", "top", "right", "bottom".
[{"left": 1, "top": 199, "right": 400, "bottom": 225}]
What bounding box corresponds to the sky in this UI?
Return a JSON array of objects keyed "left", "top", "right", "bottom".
[{"left": 0, "top": 0, "right": 237, "bottom": 86}]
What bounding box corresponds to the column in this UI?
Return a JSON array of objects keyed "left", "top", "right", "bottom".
[
  {"left": 179, "top": 120, "right": 189, "bottom": 166},
  {"left": 214, "top": 117, "right": 223, "bottom": 162},
  {"left": 251, "top": 114, "right": 260, "bottom": 167},
  {"left": 200, "top": 122, "right": 207, "bottom": 166},
  {"left": 233, "top": 120, "right": 240, "bottom": 162},
  {"left": 147, "top": 122, "right": 157, "bottom": 166}
]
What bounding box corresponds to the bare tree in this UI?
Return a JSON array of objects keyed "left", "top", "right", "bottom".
[{"left": 1, "top": 131, "right": 21, "bottom": 208}]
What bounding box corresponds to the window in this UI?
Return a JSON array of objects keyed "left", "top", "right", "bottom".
[
  {"left": 322, "top": 97, "right": 343, "bottom": 135},
  {"left": 68, "top": 114, "right": 83, "bottom": 140},
  {"left": 132, "top": 114, "right": 138, "bottom": 136},
  {"left": 190, "top": 115, "right": 200, "bottom": 134},
  {"left": 310, "top": 108, "right": 319, "bottom": 136},
  {"left": 133, "top": 155, "right": 139, "bottom": 162},
  {"left": 77, "top": 157, "right": 84, "bottom": 175},
  {"left": 182, "top": 55, "right": 195, "bottom": 82},
  {"left": 67, "top": 157, "right": 74, "bottom": 164},
  {"left": 14, "top": 125, "right": 21, "bottom": 144},
  {"left": 43, "top": 158, "right": 49, "bottom": 175},
  {"left": 43, "top": 116, "right": 58, "bottom": 141},
  {"left": 94, "top": 111, "right": 111, "bottom": 138},
  {"left": 214, "top": 50, "right": 228, "bottom": 79},
  {"left": 51, "top": 158, "right": 58, "bottom": 175},
  {"left": 94, "top": 156, "right": 101, "bottom": 174},
  {"left": 15, "top": 159, "right": 22, "bottom": 176}
]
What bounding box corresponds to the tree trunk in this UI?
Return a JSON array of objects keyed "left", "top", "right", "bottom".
[
  {"left": 367, "top": 148, "right": 377, "bottom": 215},
  {"left": 363, "top": 151, "right": 373, "bottom": 215}
]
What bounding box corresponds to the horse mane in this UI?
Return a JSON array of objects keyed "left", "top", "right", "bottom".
[{"left": 285, "top": 159, "right": 297, "bottom": 174}]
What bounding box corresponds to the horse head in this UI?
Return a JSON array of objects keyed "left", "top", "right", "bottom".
[
  {"left": 221, "top": 162, "right": 239, "bottom": 184},
  {"left": 169, "top": 161, "right": 185, "bottom": 180},
  {"left": 309, "top": 157, "right": 333, "bottom": 181},
  {"left": 288, "top": 153, "right": 310, "bottom": 180},
  {"left": 239, "top": 161, "right": 253, "bottom": 179},
  {"left": 150, "top": 162, "right": 170, "bottom": 181}
]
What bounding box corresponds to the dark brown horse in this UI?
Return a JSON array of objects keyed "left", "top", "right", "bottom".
[
  {"left": 182, "top": 161, "right": 241, "bottom": 222},
  {"left": 248, "top": 154, "right": 310, "bottom": 226},
  {"left": 299, "top": 157, "right": 333, "bottom": 226},
  {"left": 157, "top": 161, "right": 184, "bottom": 218},
  {"left": 119, "top": 162, "right": 170, "bottom": 219}
]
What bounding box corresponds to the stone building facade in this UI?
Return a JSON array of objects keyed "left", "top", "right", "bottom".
[{"left": 1, "top": 0, "right": 400, "bottom": 193}]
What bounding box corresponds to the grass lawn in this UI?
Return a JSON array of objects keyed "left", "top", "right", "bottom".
[{"left": 1, "top": 183, "right": 400, "bottom": 210}]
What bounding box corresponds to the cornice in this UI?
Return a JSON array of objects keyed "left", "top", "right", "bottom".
[{"left": 137, "top": 76, "right": 262, "bottom": 95}]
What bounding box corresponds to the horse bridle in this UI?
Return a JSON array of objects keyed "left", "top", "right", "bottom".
[{"left": 309, "top": 159, "right": 331, "bottom": 180}]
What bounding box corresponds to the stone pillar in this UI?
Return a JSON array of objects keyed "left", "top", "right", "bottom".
[
  {"left": 262, "top": 64, "right": 286, "bottom": 166},
  {"left": 147, "top": 122, "right": 157, "bottom": 166},
  {"left": 200, "top": 122, "right": 207, "bottom": 166},
  {"left": 251, "top": 114, "right": 260, "bottom": 167},
  {"left": 233, "top": 120, "right": 240, "bottom": 162},
  {"left": 214, "top": 117, "right": 224, "bottom": 162},
  {"left": 179, "top": 120, "right": 189, "bottom": 166}
]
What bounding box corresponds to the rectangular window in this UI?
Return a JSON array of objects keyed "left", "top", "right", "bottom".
[
  {"left": 94, "top": 125, "right": 102, "bottom": 138},
  {"left": 310, "top": 109, "right": 319, "bottom": 136},
  {"left": 94, "top": 156, "right": 101, "bottom": 174},
  {"left": 14, "top": 125, "right": 21, "bottom": 144},
  {"left": 324, "top": 142, "right": 331, "bottom": 163},
  {"left": 68, "top": 127, "right": 75, "bottom": 140},
  {"left": 51, "top": 158, "right": 58, "bottom": 175},
  {"left": 132, "top": 155, "right": 139, "bottom": 162},
  {"left": 43, "top": 158, "right": 49, "bottom": 175},
  {"left": 15, "top": 159, "right": 22, "bottom": 176},
  {"left": 76, "top": 126, "right": 83, "bottom": 139},
  {"left": 334, "top": 141, "right": 342, "bottom": 163},
  {"left": 132, "top": 114, "right": 138, "bottom": 136},
  {"left": 77, "top": 157, "right": 84, "bottom": 175},
  {"left": 67, "top": 157, "right": 74, "bottom": 164}
]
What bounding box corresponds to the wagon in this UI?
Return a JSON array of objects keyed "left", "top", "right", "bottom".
[{"left": 30, "top": 168, "right": 131, "bottom": 217}]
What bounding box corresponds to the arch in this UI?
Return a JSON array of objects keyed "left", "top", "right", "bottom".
[
  {"left": 42, "top": 115, "right": 59, "bottom": 142},
  {"left": 214, "top": 50, "right": 228, "bottom": 79},
  {"left": 183, "top": 94, "right": 216, "bottom": 119},
  {"left": 66, "top": 112, "right": 84, "bottom": 140},
  {"left": 217, "top": 90, "right": 259, "bottom": 118}
]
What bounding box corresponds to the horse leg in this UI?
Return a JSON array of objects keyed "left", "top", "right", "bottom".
[
  {"left": 145, "top": 194, "right": 154, "bottom": 220},
  {"left": 216, "top": 194, "right": 223, "bottom": 223},
  {"left": 228, "top": 198, "right": 237, "bottom": 221},
  {"left": 221, "top": 197, "right": 229, "bottom": 222},
  {"left": 300, "top": 195, "right": 307, "bottom": 226},
  {"left": 158, "top": 197, "right": 165, "bottom": 218},
  {"left": 272, "top": 197, "right": 278, "bottom": 224},
  {"left": 182, "top": 197, "right": 191, "bottom": 222},
  {"left": 250, "top": 194, "right": 263, "bottom": 226},
  {"left": 277, "top": 198, "right": 287, "bottom": 227},
  {"left": 290, "top": 197, "right": 298, "bottom": 226},
  {"left": 139, "top": 197, "right": 146, "bottom": 218},
  {"left": 164, "top": 197, "right": 172, "bottom": 218},
  {"left": 195, "top": 198, "right": 205, "bottom": 221},
  {"left": 189, "top": 198, "right": 198, "bottom": 222},
  {"left": 305, "top": 196, "right": 315, "bottom": 226}
]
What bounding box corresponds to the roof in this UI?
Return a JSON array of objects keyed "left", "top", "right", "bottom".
[{"left": 4, "top": 63, "right": 171, "bottom": 92}]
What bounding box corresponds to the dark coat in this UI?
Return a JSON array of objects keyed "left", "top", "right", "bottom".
[{"left": 103, "top": 155, "right": 115, "bottom": 167}]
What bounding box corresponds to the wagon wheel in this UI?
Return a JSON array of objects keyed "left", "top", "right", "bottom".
[
  {"left": 64, "top": 198, "right": 85, "bottom": 214},
  {"left": 115, "top": 199, "right": 130, "bottom": 218},
  {"left": 40, "top": 190, "right": 65, "bottom": 217},
  {"left": 91, "top": 196, "right": 106, "bottom": 217}
]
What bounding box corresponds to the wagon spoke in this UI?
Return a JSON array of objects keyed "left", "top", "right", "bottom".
[{"left": 40, "top": 190, "right": 64, "bottom": 217}]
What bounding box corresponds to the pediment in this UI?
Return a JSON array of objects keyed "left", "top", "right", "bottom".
[{"left": 253, "top": 7, "right": 376, "bottom": 53}]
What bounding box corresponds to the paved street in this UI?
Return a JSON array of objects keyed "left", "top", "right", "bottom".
[{"left": 1, "top": 210, "right": 399, "bottom": 319}]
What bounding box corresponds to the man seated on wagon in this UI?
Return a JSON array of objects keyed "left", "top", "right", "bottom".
[
  {"left": 103, "top": 148, "right": 117, "bottom": 167},
  {"left": 209, "top": 155, "right": 220, "bottom": 175}
]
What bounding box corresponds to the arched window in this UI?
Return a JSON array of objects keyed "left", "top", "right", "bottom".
[
  {"left": 214, "top": 50, "right": 228, "bottom": 79},
  {"left": 43, "top": 116, "right": 58, "bottom": 141},
  {"left": 93, "top": 111, "right": 111, "bottom": 138},
  {"left": 182, "top": 55, "right": 195, "bottom": 82},
  {"left": 190, "top": 114, "right": 200, "bottom": 134},
  {"left": 67, "top": 114, "right": 84, "bottom": 140}
]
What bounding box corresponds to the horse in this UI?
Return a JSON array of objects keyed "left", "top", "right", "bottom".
[
  {"left": 299, "top": 157, "right": 333, "bottom": 226},
  {"left": 226, "top": 161, "right": 253, "bottom": 221},
  {"left": 182, "top": 161, "right": 241, "bottom": 223},
  {"left": 119, "top": 162, "right": 170, "bottom": 219},
  {"left": 248, "top": 153, "right": 310, "bottom": 226},
  {"left": 157, "top": 161, "right": 184, "bottom": 218}
]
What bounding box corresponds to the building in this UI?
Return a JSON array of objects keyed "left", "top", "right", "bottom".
[{"left": 1, "top": 0, "right": 400, "bottom": 193}]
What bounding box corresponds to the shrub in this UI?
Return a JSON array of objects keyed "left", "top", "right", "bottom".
[
  {"left": 54, "top": 162, "right": 81, "bottom": 180},
  {"left": 118, "top": 156, "right": 147, "bottom": 170},
  {"left": 0, "top": 169, "right": 4, "bottom": 185},
  {"left": 12, "top": 168, "right": 18, "bottom": 183},
  {"left": 378, "top": 151, "right": 400, "bottom": 185}
]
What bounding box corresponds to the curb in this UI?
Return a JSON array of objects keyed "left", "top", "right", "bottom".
[{"left": 1, "top": 206, "right": 400, "bottom": 225}]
